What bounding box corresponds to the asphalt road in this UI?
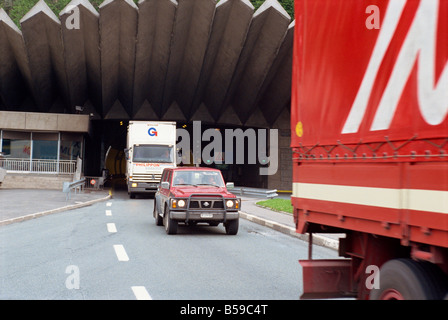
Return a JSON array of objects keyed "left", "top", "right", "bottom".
[{"left": 0, "top": 190, "right": 338, "bottom": 300}]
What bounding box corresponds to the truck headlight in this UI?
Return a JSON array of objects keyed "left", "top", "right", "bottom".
[
  {"left": 178, "top": 199, "right": 186, "bottom": 208},
  {"left": 131, "top": 183, "right": 138, "bottom": 188}
]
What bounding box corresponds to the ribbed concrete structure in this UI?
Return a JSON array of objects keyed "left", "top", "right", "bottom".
[{"left": 0, "top": 0, "right": 293, "bottom": 127}]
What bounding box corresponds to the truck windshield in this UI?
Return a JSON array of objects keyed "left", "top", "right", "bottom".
[
  {"left": 133, "top": 145, "right": 173, "bottom": 163},
  {"left": 172, "top": 171, "right": 225, "bottom": 187}
]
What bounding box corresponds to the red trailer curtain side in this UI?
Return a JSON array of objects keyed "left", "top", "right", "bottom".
[{"left": 291, "top": 0, "right": 448, "bottom": 299}]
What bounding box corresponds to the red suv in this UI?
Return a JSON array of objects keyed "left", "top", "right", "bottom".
[{"left": 153, "top": 167, "right": 240, "bottom": 235}]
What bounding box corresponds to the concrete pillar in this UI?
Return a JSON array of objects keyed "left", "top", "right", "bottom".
[
  {"left": 0, "top": 8, "right": 33, "bottom": 108},
  {"left": 224, "top": 0, "right": 291, "bottom": 124},
  {"left": 258, "top": 20, "right": 294, "bottom": 126},
  {"left": 60, "top": 0, "right": 102, "bottom": 115},
  {"left": 192, "top": 0, "right": 254, "bottom": 122},
  {"left": 134, "top": 0, "right": 177, "bottom": 119},
  {"left": 20, "top": 0, "right": 70, "bottom": 113},
  {"left": 267, "top": 107, "right": 292, "bottom": 191},
  {"left": 162, "top": 0, "right": 216, "bottom": 119},
  {"left": 99, "top": 0, "right": 138, "bottom": 119}
]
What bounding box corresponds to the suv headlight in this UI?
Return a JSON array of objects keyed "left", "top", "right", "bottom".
[
  {"left": 171, "top": 199, "right": 187, "bottom": 209},
  {"left": 178, "top": 199, "right": 186, "bottom": 208},
  {"left": 226, "top": 199, "right": 239, "bottom": 209}
]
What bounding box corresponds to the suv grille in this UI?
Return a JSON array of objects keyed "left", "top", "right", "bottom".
[{"left": 189, "top": 199, "right": 224, "bottom": 209}]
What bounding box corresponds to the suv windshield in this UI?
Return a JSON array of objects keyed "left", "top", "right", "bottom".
[
  {"left": 133, "top": 145, "right": 173, "bottom": 163},
  {"left": 172, "top": 171, "right": 225, "bottom": 187}
]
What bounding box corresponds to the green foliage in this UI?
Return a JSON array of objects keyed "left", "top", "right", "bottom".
[
  {"left": 1, "top": 0, "right": 294, "bottom": 28},
  {"left": 251, "top": 0, "right": 294, "bottom": 19},
  {"left": 8, "top": 0, "right": 43, "bottom": 26},
  {"left": 256, "top": 198, "right": 293, "bottom": 214}
]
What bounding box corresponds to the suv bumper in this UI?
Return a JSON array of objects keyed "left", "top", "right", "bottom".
[{"left": 170, "top": 210, "right": 239, "bottom": 222}]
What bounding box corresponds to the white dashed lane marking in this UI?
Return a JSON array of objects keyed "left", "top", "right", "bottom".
[
  {"left": 131, "top": 286, "right": 152, "bottom": 300},
  {"left": 107, "top": 202, "right": 150, "bottom": 300},
  {"left": 113, "top": 244, "right": 129, "bottom": 261},
  {"left": 107, "top": 223, "right": 117, "bottom": 233}
]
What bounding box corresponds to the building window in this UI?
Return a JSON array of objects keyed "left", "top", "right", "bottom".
[
  {"left": 1, "top": 131, "right": 31, "bottom": 159},
  {"left": 0, "top": 130, "right": 82, "bottom": 174},
  {"left": 32, "top": 132, "right": 58, "bottom": 160},
  {"left": 60, "top": 133, "right": 83, "bottom": 161}
]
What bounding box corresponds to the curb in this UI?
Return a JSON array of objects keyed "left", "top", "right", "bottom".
[
  {"left": 0, "top": 194, "right": 111, "bottom": 227},
  {"left": 239, "top": 211, "right": 339, "bottom": 251}
]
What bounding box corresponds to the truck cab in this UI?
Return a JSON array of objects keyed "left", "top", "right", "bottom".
[{"left": 125, "top": 121, "right": 177, "bottom": 198}]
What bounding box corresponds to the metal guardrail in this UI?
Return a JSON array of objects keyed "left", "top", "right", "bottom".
[
  {"left": 0, "top": 158, "right": 76, "bottom": 174},
  {"left": 228, "top": 187, "right": 278, "bottom": 199},
  {"left": 63, "top": 177, "right": 86, "bottom": 201}
]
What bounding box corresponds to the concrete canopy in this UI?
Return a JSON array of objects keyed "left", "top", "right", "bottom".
[{"left": 0, "top": 0, "right": 293, "bottom": 127}]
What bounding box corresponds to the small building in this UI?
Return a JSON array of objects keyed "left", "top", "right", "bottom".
[{"left": 0, "top": 111, "right": 89, "bottom": 189}]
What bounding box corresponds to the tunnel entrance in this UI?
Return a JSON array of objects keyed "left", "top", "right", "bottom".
[
  {"left": 1, "top": 0, "right": 294, "bottom": 191},
  {"left": 85, "top": 120, "right": 280, "bottom": 190}
]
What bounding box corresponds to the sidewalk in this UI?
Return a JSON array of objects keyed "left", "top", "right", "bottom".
[
  {"left": 239, "top": 197, "right": 341, "bottom": 251},
  {"left": 0, "top": 188, "right": 111, "bottom": 226},
  {"left": 0, "top": 189, "right": 341, "bottom": 251}
]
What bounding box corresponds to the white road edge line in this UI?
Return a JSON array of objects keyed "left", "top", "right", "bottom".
[
  {"left": 107, "top": 223, "right": 117, "bottom": 233},
  {"left": 106, "top": 210, "right": 112, "bottom": 216},
  {"left": 113, "top": 244, "right": 129, "bottom": 261},
  {"left": 131, "top": 286, "right": 152, "bottom": 300}
]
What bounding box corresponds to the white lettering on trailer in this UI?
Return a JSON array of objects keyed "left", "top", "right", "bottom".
[
  {"left": 342, "top": 0, "right": 448, "bottom": 133},
  {"left": 342, "top": 0, "right": 406, "bottom": 134}
]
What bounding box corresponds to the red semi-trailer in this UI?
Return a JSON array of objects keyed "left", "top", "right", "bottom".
[{"left": 291, "top": 0, "right": 448, "bottom": 299}]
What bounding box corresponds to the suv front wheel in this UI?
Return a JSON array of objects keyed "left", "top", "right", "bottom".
[
  {"left": 164, "top": 207, "right": 178, "bottom": 235},
  {"left": 225, "top": 219, "right": 239, "bottom": 235},
  {"left": 153, "top": 202, "right": 163, "bottom": 226}
]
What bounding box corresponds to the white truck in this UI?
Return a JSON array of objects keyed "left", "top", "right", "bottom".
[{"left": 125, "top": 121, "right": 177, "bottom": 198}]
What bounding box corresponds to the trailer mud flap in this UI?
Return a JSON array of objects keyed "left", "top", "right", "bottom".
[{"left": 299, "top": 259, "right": 356, "bottom": 299}]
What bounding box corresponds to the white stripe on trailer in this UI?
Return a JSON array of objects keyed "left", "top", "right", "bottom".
[{"left": 292, "top": 182, "right": 448, "bottom": 214}]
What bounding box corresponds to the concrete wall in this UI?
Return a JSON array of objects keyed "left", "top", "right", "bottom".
[
  {"left": 0, "top": 111, "right": 90, "bottom": 132},
  {"left": 0, "top": 173, "right": 72, "bottom": 190}
]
